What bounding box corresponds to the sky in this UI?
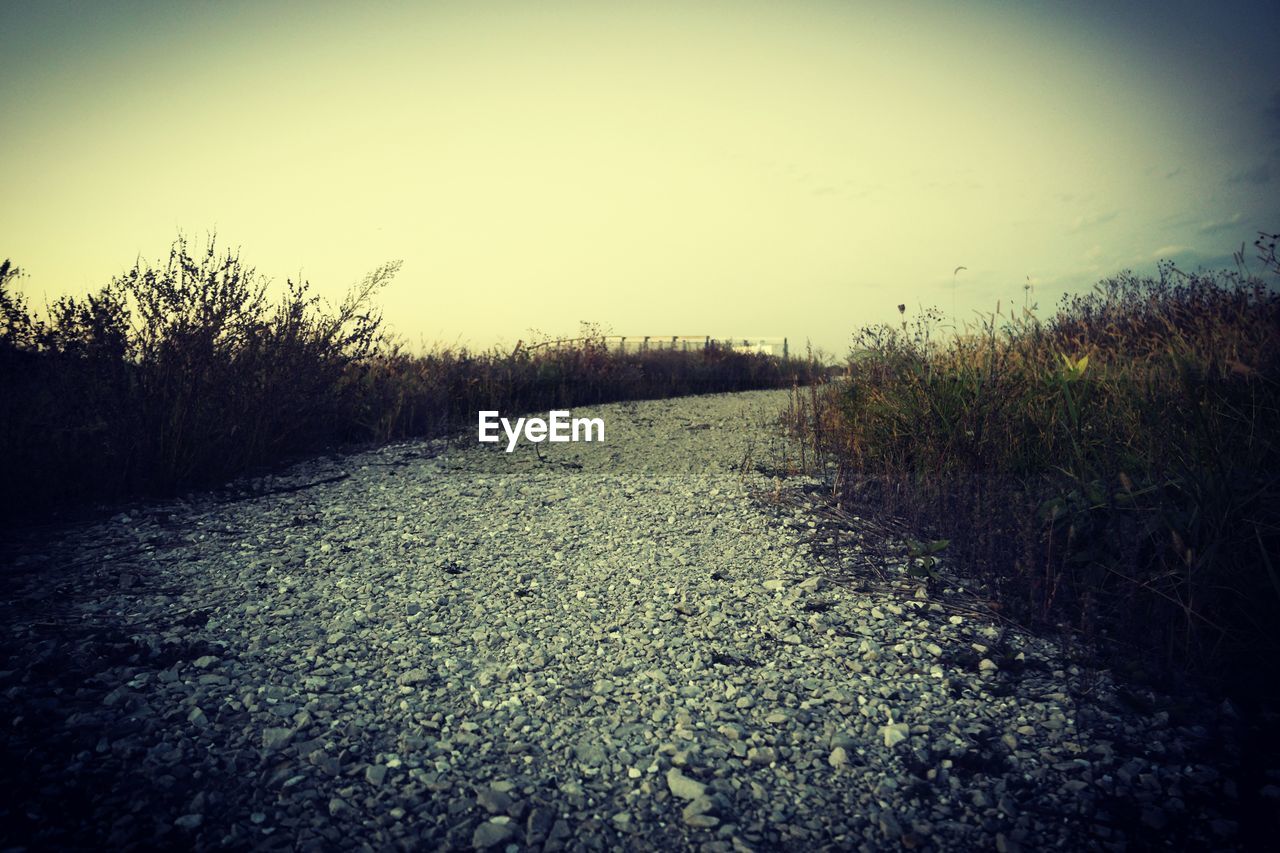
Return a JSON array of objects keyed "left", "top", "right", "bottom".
[{"left": 2, "top": 0, "right": 1278, "bottom": 355}]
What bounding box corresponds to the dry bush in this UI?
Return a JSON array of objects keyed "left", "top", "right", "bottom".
[{"left": 791, "top": 247, "right": 1280, "bottom": 694}]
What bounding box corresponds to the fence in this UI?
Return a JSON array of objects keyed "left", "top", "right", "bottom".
[{"left": 522, "top": 336, "right": 789, "bottom": 357}]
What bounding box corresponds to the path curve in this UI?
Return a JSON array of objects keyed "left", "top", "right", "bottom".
[{"left": 0, "top": 390, "right": 1244, "bottom": 850}]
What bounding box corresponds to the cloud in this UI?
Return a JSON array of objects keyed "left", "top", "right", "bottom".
[
  {"left": 1068, "top": 210, "right": 1118, "bottom": 234},
  {"left": 1197, "top": 212, "right": 1244, "bottom": 235},
  {"left": 1227, "top": 163, "right": 1271, "bottom": 185},
  {"left": 1157, "top": 210, "right": 1201, "bottom": 229},
  {"left": 1149, "top": 246, "right": 1239, "bottom": 271}
]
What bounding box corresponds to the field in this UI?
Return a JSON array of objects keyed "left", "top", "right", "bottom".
[
  {"left": 0, "top": 238, "right": 812, "bottom": 521},
  {"left": 785, "top": 237, "right": 1280, "bottom": 697}
]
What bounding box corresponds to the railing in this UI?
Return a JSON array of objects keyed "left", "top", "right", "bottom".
[{"left": 520, "top": 336, "right": 789, "bottom": 357}]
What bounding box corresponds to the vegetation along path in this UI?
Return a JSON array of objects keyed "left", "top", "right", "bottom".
[{"left": 0, "top": 390, "right": 1257, "bottom": 851}]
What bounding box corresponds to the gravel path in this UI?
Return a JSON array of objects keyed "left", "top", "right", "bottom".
[{"left": 0, "top": 389, "right": 1259, "bottom": 851}]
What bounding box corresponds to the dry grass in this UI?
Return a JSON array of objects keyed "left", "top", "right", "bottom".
[
  {"left": 0, "top": 237, "right": 812, "bottom": 521},
  {"left": 787, "top": 240, "right": 1280, "bottom": 694}
]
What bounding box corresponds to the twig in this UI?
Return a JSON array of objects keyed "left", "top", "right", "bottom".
[{"left": 216, "top": 473, "right": 351, "bottom": 503}]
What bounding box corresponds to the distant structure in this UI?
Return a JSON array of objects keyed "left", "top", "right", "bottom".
[
  {"left": 520, "top": 335, "right": 790, "bottom": 357},
  {"left": 608, "top": 336, "right": 789, "bottom": 357}
]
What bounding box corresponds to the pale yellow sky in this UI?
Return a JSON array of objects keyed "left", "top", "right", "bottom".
[{"left": 2, "top": 0, "right": 1277, "bottom": 354}]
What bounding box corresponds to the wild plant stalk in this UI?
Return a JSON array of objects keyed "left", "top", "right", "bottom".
[
  {"left": 0, "top": 239, "right": 818, "bottom": 520},
  {"left": 793, "top": 253, "right": 1280, "bottom": 692}
]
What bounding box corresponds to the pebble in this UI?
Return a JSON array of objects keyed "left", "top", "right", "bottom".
[
  {"left": 666, "top": 768, "right": 707, "bottom": 800},
  {"left": 0, "top": 389, "right": 1254, "bottom": 853},
  {"left": 881, "top": 723, "right": 910, "bottom": 748},
  {"left": 261, "top": 727, "right": 294, "bottom": 751},
  {"left": 472, "top": 817, "right": 516, "bottom": 848}
]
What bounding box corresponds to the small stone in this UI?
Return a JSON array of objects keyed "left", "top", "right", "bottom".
[
  {"left": 879, "top": 812, "right": 902, "bottom": 838},
  {"left": 666, "top": 767, "right": 707, "bottom": 800},
  {"left": 979, "top": 658, "right": 998, "bottom": 673},
  {"left": 762, "top": 579, "right": 785, "bottom": 592},
  {"left": 881, "top": 722, "right": 909, "bottom": 748},
  {"left": 261, "top": 727, "right": 294, "bottom": 751},
  {"left": 477, "top": 786, "right": 515, "bottom": 814},
  {"left": 746, "top": 746, "right": 778, "bottom": 765},
  {"left": 682, "top": 796, "right": 716, "bottom": 820},
  {"left": 526, "top": 807, "right": 554, "bottom": 841},
  {"left": 365, "top": 764, "right": 388, "bottom": 786},
  {"left": 174, "top": 814, "right": 203, "bottom": 830},
  {"left": 328, "top": 797, "right": 351, "bottom": 817},
  {"left": 472, "top": 817, "right": 516, "bottom": 848},
  {"left": 397, "top": 668, "right": 431, "bottom": 686},
  {"left": 684, "top": 813, "right": 720, "bottom": 828},
  {"left": 995, "top": 832, "right": 1021, "bottom": 853},
  {"left": 574, "top": 739, "right": 607, "bottom": 767},
  {"left": 829, "top": 747, "right": 848, "bottom": 767},
  {"left": 192, "top": 656, "right": 219, "bottom": 669},
  {"left": 546, "top": 819, "right": 571, "bottom": 847}
]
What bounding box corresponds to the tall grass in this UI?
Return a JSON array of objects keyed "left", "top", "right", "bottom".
[
  {"left": 351, "top": 333, "right": 795, "bottom": 444},
  {"left": 791, "top": 246, "right": 1280, "bottom": 693},
  {"left": 0, "top": 237, "right": 810, "bottom": 521}
]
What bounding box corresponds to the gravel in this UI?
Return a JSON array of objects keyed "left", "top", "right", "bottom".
[{"left": 0, "top": 389, "right": 1270, "bottom": 850}]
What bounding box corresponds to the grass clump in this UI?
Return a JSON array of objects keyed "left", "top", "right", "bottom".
[
  {"left": 791, "top": 241, "right": 1280, "bottom": 694},
  {"left": 0, "top": 236, "right": 809, "bottom": 521},
  {"left": 0, "top": 238, "right": 393, "bottom": 514}
]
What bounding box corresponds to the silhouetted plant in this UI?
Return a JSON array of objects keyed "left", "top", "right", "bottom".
[
  {"left": 0, "top": 238, "right": 811, "bottom": 520},
  {"left": 0, "top": 235, "right": 399, "bottom": 513},
  {"left": 790, "top": 263, "right": 1280, "bottom": 695}
]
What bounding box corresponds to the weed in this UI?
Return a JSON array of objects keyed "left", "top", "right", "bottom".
[
  {"left": 788, "top": 243, "right": 1280, "bottom": 695},
  {"left": 0, "top": 237, "right": 815, "bottom": 520}
]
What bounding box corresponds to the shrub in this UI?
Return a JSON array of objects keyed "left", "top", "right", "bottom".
[
  {"left": 1, "top": 238, "right": 812, "bottom": 520},
  {"left": 792, "top": 250, "right": 1280, "bottom": 694},
  {"left": 0, "top": 236, "right": 395, "bottom": 514}
]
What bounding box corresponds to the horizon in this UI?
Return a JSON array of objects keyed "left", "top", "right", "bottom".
[{"left": 2, "top": 0, "right": 1278, "bottom": 355}]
